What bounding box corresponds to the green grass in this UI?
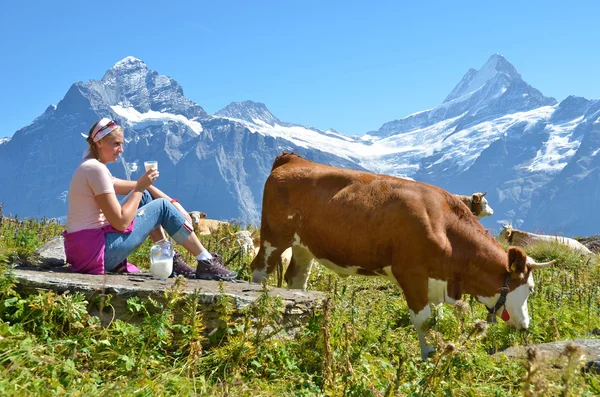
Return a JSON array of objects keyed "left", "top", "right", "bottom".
[{"left": 0, "top": 206, "right": 599, "bottom": 396}]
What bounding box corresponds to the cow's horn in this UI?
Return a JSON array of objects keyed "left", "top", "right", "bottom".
[
  {"left": 482, "top": 191, "right": 487, "bottom": 197},
  {"left": 529, "top": 259, "right": 556, "bottom": 270}
]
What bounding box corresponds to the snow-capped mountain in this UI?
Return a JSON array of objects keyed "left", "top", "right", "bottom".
[
  {"left": 0, "top": 54, "right": 598, "bottom": 236},
  {"left": 367, "top": 54, "right": 556, "bottom": 140},
  {"left": 215, "top": 101, "right": 285, "bottom": 127},
  {"left": 0, "top": 57, "right": 362, "bottom": 225}
]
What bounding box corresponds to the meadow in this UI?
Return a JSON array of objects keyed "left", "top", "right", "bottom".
[{"left": 0, "top": 203, "right": 599, "bottom": 396}]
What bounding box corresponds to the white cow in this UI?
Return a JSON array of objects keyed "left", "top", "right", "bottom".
[
  {"left": 229, "top": 230, "right": 255, "bottom": 254},
  {"left": 453, "top": 192, "right": 494, "bottom": 220},
  {"left": 498, "top": 225, "right": 592, "bottom": 255}
]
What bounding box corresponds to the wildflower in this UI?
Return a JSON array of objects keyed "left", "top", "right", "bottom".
[
  {"left": 473, "top": 320, "right": 488, "bottom": 335},
  {"left": 466, "top": 320, "right": 488, "bottom": 339},
  {"left": 453, "top": 299, "right": 470, "bottom": 318},
  {"left": 443, "top": 342, "right": 456, "bottom": 354},
  {"left": 563, "top": 342, "right": 583, "bottom": 359}
]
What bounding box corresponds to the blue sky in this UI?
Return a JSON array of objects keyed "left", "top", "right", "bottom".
[{"left": 1, "top": 0, "right": 599, "bottom": 138}]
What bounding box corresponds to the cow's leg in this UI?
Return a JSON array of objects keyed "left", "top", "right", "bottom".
[
  {"left": 250, "top": 190, "right": 298, "bottom": 284},
  {"left": 409, "top": 304, "right": 434, "bottom": 360},
  {"left": 250, "top": 223, "right": 293, "bottom": 284},
  {"left": 284, "top": 245, "right": 315, "bottom": 290},
  {"left": 395, "top": 274, "right": 434, "bottom": 360},
  {"left": 251, "top": 241, "right": 287, "bottom": 284}
]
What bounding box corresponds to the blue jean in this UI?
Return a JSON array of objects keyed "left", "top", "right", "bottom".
[{"left": 103, "top": 190, "right": 191, "bottom": 271}]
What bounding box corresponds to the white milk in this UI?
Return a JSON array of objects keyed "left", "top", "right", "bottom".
[
  {"left": 150, "top": 258, "right": 173, "bottom": 279},
  {"left": 144, "top": 161, "right": 158, "bottom": 172}
]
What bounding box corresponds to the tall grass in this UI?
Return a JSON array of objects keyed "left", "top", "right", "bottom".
[{"left": 0, "top": 208, "right": 599, "bottom": 396}]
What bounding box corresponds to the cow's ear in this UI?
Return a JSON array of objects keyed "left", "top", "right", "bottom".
[
  {"left": 472, "top": 194, "right": 481, "bottom": 203},
  {"left": 508, "top": 247, "right": 527, "bottom": 280},
  {"left": 200, "top": 212, "right": 207, "bottom": 219}
]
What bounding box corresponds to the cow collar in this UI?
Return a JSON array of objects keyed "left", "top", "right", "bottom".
[
  {"left": 485, "top": 273, "right": 511, "bottom": 324},
  {"left": 470, "top": 198, "right": 476, "bottom": 214}
]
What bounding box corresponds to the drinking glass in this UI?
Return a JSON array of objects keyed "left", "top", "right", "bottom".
[{"left": 144, "top": 161, "right": 158, "bottom": 172}]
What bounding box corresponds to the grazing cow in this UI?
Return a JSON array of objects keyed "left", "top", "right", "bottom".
[
  {"left": 498, "top": 225, "right": 592, "bottom": 255},
  {"left": 251, "top": 153, "right": 554, "bottom": 359},
  {"left": 188, "top": 211, "right": 230, "bottom": 235},
  {"left": 453, "top": 192, "right": 494, "bottom": 219}
]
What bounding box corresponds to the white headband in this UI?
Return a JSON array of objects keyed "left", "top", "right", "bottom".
[
  {"left": 90, "top": 118, "right": 121, "bottom": 142},
  {"left": 80, "top": 118, "right": 123, "bottom": 159}
]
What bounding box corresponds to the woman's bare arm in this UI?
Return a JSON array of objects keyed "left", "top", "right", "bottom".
[
  {"left": 97, "top": 170, "right": 157, "bottom": 231},
  {"left": 113, "top": 178, "right": 168, "bottom": 200},
  {"left": 95, "top": 191, "right": 144, "bottom": 231},
  {"left": 112, "top": 177, "right": 193, "bottom": 225}
]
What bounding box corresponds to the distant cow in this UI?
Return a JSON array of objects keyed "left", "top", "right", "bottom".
[
  {"left": 453, "top": 192, "right": 494, "bottom": 219},
  {"left": 188, "top": 211, "right": 230, "bottom": 235},
  {"left": 498, "top": 225, "right": 592, "bottom": 255},
  {"left": 251, "top": 153, "right": 554, "bottom": 359},
  {"left": 225, "top": 230, "right": 256, "bottom": 254},
  {"left": 217, "top": 229, "right": 292, "bottom": 271}
]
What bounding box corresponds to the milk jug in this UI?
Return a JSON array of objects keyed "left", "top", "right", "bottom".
[{"left": 150, "top": 239, "right": 174, "bottom": 279}]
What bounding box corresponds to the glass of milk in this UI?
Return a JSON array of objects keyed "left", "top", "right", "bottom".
[
  {"left": 149, "top": 239, "right": 173, "bottom": 280},
  {"left": 144, "top": 161, "right": 158, "bottom": 172}
]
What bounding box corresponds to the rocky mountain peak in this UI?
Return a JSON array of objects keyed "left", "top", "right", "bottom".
[
  {"left": 113, "top": 56, "right": 146, "bottom": 68},
  {"left": 484, "top": 53, "right": 520, "bottom": 78},
  {"left": 215, "top": 100, "right": 281, "bottom": 126},
  {"left": 83, "top": 56, "right": 207, "bottom": 119},
  {"left": 0, "top": 54, "right": 597, "bottom": 235},
  {"left": 370, "top": 54, "right": 554, "bottom": 139},
  {"left": 101, "top": 56, "right": 150, "bottom": 84},
  {"left": 444, "top": 53, "right": 521, "bottom": 103}
]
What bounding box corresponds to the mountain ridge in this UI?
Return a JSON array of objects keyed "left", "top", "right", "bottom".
[{"left": 0, "top": 55, "right": 598, "bottom": 236}]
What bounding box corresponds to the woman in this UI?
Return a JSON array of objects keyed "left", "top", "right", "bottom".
[{"left": 63, "top": 118, "right": 237, "bottom": 281}]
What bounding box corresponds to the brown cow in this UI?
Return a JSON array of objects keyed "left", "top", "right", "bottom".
[
  {"left": 188, "top": 211, "right": 230, "bottom": 235},
  {"left": 251, "top": 153, "right": 554, "bottom": 359},
  {"left": 453, "top": 192, "right": 494, "bottom": 219}
]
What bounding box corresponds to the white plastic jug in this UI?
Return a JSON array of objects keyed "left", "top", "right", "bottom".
[{"left": 150, "top": 239, "right": 174, "bottom": 280}]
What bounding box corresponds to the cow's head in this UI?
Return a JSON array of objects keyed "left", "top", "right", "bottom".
[
  {"left": 188, "top": 211, "right": 208, "bottom": 224},
  {"left": 471, "top": 192, "right": 494, "bottom": 219},
  {"left": 498, "top": 224, "right": 514, "bottom": 243},
  {"left": 497, "top": 247, "right": 554, "bottom": 329}
]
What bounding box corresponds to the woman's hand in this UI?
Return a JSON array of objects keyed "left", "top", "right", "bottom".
[{"left": 135, "top": 169, "right": 159, "bottom": 192}]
